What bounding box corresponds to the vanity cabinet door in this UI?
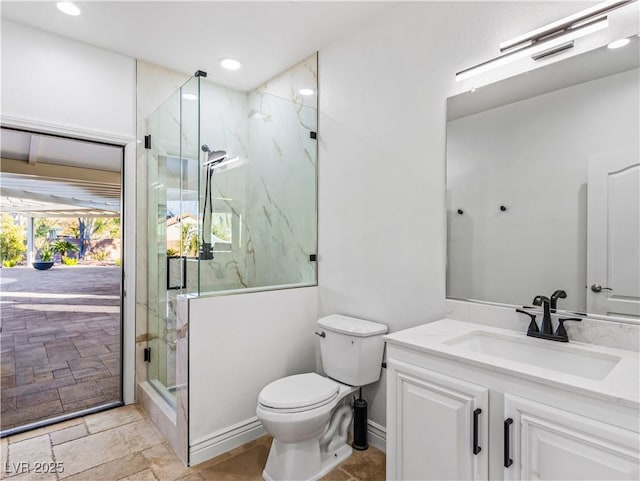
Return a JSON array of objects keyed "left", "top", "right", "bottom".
[
  {"left": 504, "top": 394, "right": 640, "bottom": 481},
  {"left": 387, "top": 359, "right": 488, "bottom": 481}
]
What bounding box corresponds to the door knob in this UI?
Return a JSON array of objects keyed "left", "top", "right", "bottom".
[{"left": 591, "top": 284, "right": 612, "bottom": 293}]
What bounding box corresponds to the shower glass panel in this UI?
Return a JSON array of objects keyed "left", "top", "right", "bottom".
[
  {"left": 146, "top": 77, "right": 200, "bottom": 406},
  {"left": 145, "top": 55, "right": 318, "bottom": 402},
  {"left": 197, "top": 59, "right": 318, "bottom": 293}
]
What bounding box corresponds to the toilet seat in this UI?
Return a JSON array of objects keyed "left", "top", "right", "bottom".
[{"left": 258, "top": 373, "right": 339, "bottom": 413}]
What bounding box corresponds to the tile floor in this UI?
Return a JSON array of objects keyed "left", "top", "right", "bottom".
[
  {"left": 0, "top": 405, "right": 386, "bottom": 481},
  {"left": 0, "top": 266, "right": 121, "bottom": 431}
]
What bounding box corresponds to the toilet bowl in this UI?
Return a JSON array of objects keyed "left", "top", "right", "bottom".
[
  {"left": 257, "top": 373, "right": 357, "bottom": 481},
  {"left": 256, "top": 315, "right": 388, "bottom": 481}
]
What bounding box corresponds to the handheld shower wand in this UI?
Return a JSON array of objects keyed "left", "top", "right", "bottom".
[
  {"left": 200, "top": 145, "right": 228, "bottom": 260},
  {"left": 202, "top": 145, "right": 228, "bottom": 167}
]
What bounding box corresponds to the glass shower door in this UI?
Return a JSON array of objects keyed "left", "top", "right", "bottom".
[{"left": 146, "top": 76, "right": 200, "bottom": 406}]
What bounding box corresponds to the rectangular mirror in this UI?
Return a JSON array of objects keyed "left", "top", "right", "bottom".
[{"left": 446, "top": 36, "right": 639, "bottom": 321}]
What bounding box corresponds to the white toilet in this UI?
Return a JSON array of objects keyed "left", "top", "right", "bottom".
[{"left": 256, "top": 314, "right": 387, "bottom": 481}]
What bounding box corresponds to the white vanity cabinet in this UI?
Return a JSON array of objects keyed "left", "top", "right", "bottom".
[
  {"left": 386, "top": 332, "right": 640, "bottom": 481},
  {"left": 504, "top": 394, "right": 640, "bottom": 481},
  {"left": 386, "top": 358, "right": 489, "bottom": 480}
]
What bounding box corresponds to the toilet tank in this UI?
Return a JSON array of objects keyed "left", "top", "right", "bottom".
[{"left": 317, "top": 315, "right": 388, "bottom": 386}]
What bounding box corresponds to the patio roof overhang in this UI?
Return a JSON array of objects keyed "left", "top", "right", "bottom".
[
  {"left": 0, "top": 129, "right": 122, "bottom": 218},
  {"left": 0, "top": 172, "right": 120, "bottom": 218}
]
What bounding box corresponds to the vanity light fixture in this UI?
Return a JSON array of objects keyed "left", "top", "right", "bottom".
[
  {"left": 56, "top": 2, "right": 81, "bottom": 16},
  {"left": 455, "top": 0, "right": 635, "bottom": 82},
  {"left": 219, "top": 58, "right": 242, "bottom": 71},
  {"left": 299, "top": 88, "right": 315, "bottom": 96},
  {"left": 456, "top": 17, "right": 609, "bottom": 81},
  {"left": 608, "top": 37, "right": 631, "bottom": 48}
]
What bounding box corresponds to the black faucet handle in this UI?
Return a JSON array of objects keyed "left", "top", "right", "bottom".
[
  {"left": 516, "top": 309, "right": 539, "bottom": 334},
  {"left": 550, "top": 290, "right": 567, "bottom": 312},
  {"left": 556, "top": 317, "right": 582, "bottom": 339},
  {"left": 532, "top": 295, "right": 550, "bottom": 306}
]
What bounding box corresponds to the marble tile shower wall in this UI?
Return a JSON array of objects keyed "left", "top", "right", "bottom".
[
  {"left": 198, "top": 81, "right": 250, "bottom": 291},
  {"left": 244, "top": 53, "right": 318, "bottom": 288}
]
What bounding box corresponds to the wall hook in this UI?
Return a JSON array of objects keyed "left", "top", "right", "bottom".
[
  {"left": 500, "top": 205, "right": 507, "bottom": 212},
  {"left": 457, "top": 209, "right": 464, "bottom": 215}
]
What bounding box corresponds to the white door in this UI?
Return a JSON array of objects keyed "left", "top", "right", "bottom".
[
  {"left": 587, "top": 151, "right": 640, "bottom": 318},
  {"left": 504, "top": 394, "right": 639, "bottom": 481},
  {"left": 387, "top": 359, "right": 488, "bottom": 481}
]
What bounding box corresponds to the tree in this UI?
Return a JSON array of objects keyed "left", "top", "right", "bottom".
[
  {"left": 76, "top": 217, "right": 118, "bottom": 259},
  {"left": 181, "top": 223, "right": 199, "bottom": 257},
  {"left": 0, "top": 213, "right": 26, "bottom": 267},
  {"left": 35, "top": 218, "right": 59, "bottom": 240}
]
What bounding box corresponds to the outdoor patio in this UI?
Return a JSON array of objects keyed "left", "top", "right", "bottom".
[{"left": 0, "top": 265, "right": 121, "bottom": 432}]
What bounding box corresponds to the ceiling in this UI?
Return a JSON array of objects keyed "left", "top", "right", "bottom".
[
  {"left": 1, "top": 129, "right": 122, "bottom": 217},
  {"left": 0, "top": 1, "right": 395, "bottom": 90}
]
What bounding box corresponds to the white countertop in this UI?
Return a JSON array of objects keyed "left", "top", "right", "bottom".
[{"left": 385, "top": 319, "right": 640, "bottom": 409}]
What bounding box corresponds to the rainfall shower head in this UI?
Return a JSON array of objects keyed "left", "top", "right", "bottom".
[{"left": 201, "top": 145, "right": 227, "bottom": 166}]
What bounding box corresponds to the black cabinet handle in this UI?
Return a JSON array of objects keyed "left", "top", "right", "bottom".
[
  {"left": 504, "top": 418, "right": 513, "bottom": 468},
  {"left": 473, "top": 408, "right": 482, "bottom": 455}
]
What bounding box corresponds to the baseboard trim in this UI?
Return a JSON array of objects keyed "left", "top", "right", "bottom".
[
  {"left": 367, "top": 420, "right": 386, "bottom": 453},
  {"left": 190, "top": 417, "right": 266, "bottom": 466}
]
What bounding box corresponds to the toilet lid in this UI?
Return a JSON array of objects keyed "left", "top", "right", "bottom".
[{"left": 258, "top": 373, "right": 339, "bottom": 410}]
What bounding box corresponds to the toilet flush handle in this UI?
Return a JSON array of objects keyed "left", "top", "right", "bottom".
[{"left": 315, "top": 331, "right": 326, "bottom": 338}]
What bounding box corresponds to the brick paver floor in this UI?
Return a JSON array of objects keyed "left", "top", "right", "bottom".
[{"left": 0, "top": 265, "right": 121, "bottom": 431}]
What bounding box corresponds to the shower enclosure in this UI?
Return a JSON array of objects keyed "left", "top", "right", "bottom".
[{"left": 144, "top": 55, "right": 318, "bottom": 404}]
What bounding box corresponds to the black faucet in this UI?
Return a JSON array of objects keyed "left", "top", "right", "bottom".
[{"left": 516, "top": 293, "right": 582, "bottom": 342}]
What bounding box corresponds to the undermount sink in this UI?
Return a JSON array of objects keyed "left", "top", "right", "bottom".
[{"left": 445, "top": 331, "right": 622, "bottom": 380}]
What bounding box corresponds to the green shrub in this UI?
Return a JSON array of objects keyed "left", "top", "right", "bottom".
[
  {"left": 61, "top": 256, "right": 79, "bottom": 266},
  {"left": 38, "top": 243, "right": 54, "bottom": 262},
  {"left": 52, "top": 239, "right": 79, "bottom": 257},
  {"left": 90, "top": 250, "right": 111, "bottom": 262},
  {"left": 0, "top": 213, "right": 26, "bottom": 266}
]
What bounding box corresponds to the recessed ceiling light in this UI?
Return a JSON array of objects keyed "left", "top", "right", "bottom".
[
  {"left": 182, "top": 93, "right": 198, "bottom": 101},
  {"left": 219, "top": 58, "right": 242, "bottom": 70},
  {"left": 608, "top": 38, "right": 630, "bottom": 49},
  {"left": 56, "top": 2, "right": 81, "bottom": 16},
  {"left": 299, "top": 88, "right": 315, "bottom": 96}
]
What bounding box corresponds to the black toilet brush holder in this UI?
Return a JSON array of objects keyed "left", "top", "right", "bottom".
[{"left": 352, "top": 392, "right": 368, "bottom": 451}]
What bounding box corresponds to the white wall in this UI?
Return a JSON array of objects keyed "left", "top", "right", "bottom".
[
  {"left": 317, "top": 0, "right": 594, "bottom": 431},
  {"left": 188, "top": 286, "right": 318, "bottom": 464},
  {"left": 1, "top": 20, "right": 137, "bottom": 404},
  {"left": 447, "top": 69, "right": 640, "bottom": 312},
  {"left": 1, "top": 20, "right": 135, "bottom": 140}
]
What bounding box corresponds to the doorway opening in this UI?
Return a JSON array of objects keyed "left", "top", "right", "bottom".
[{"left": 0, "top": 128, "right": 124, "bottom": 436}]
